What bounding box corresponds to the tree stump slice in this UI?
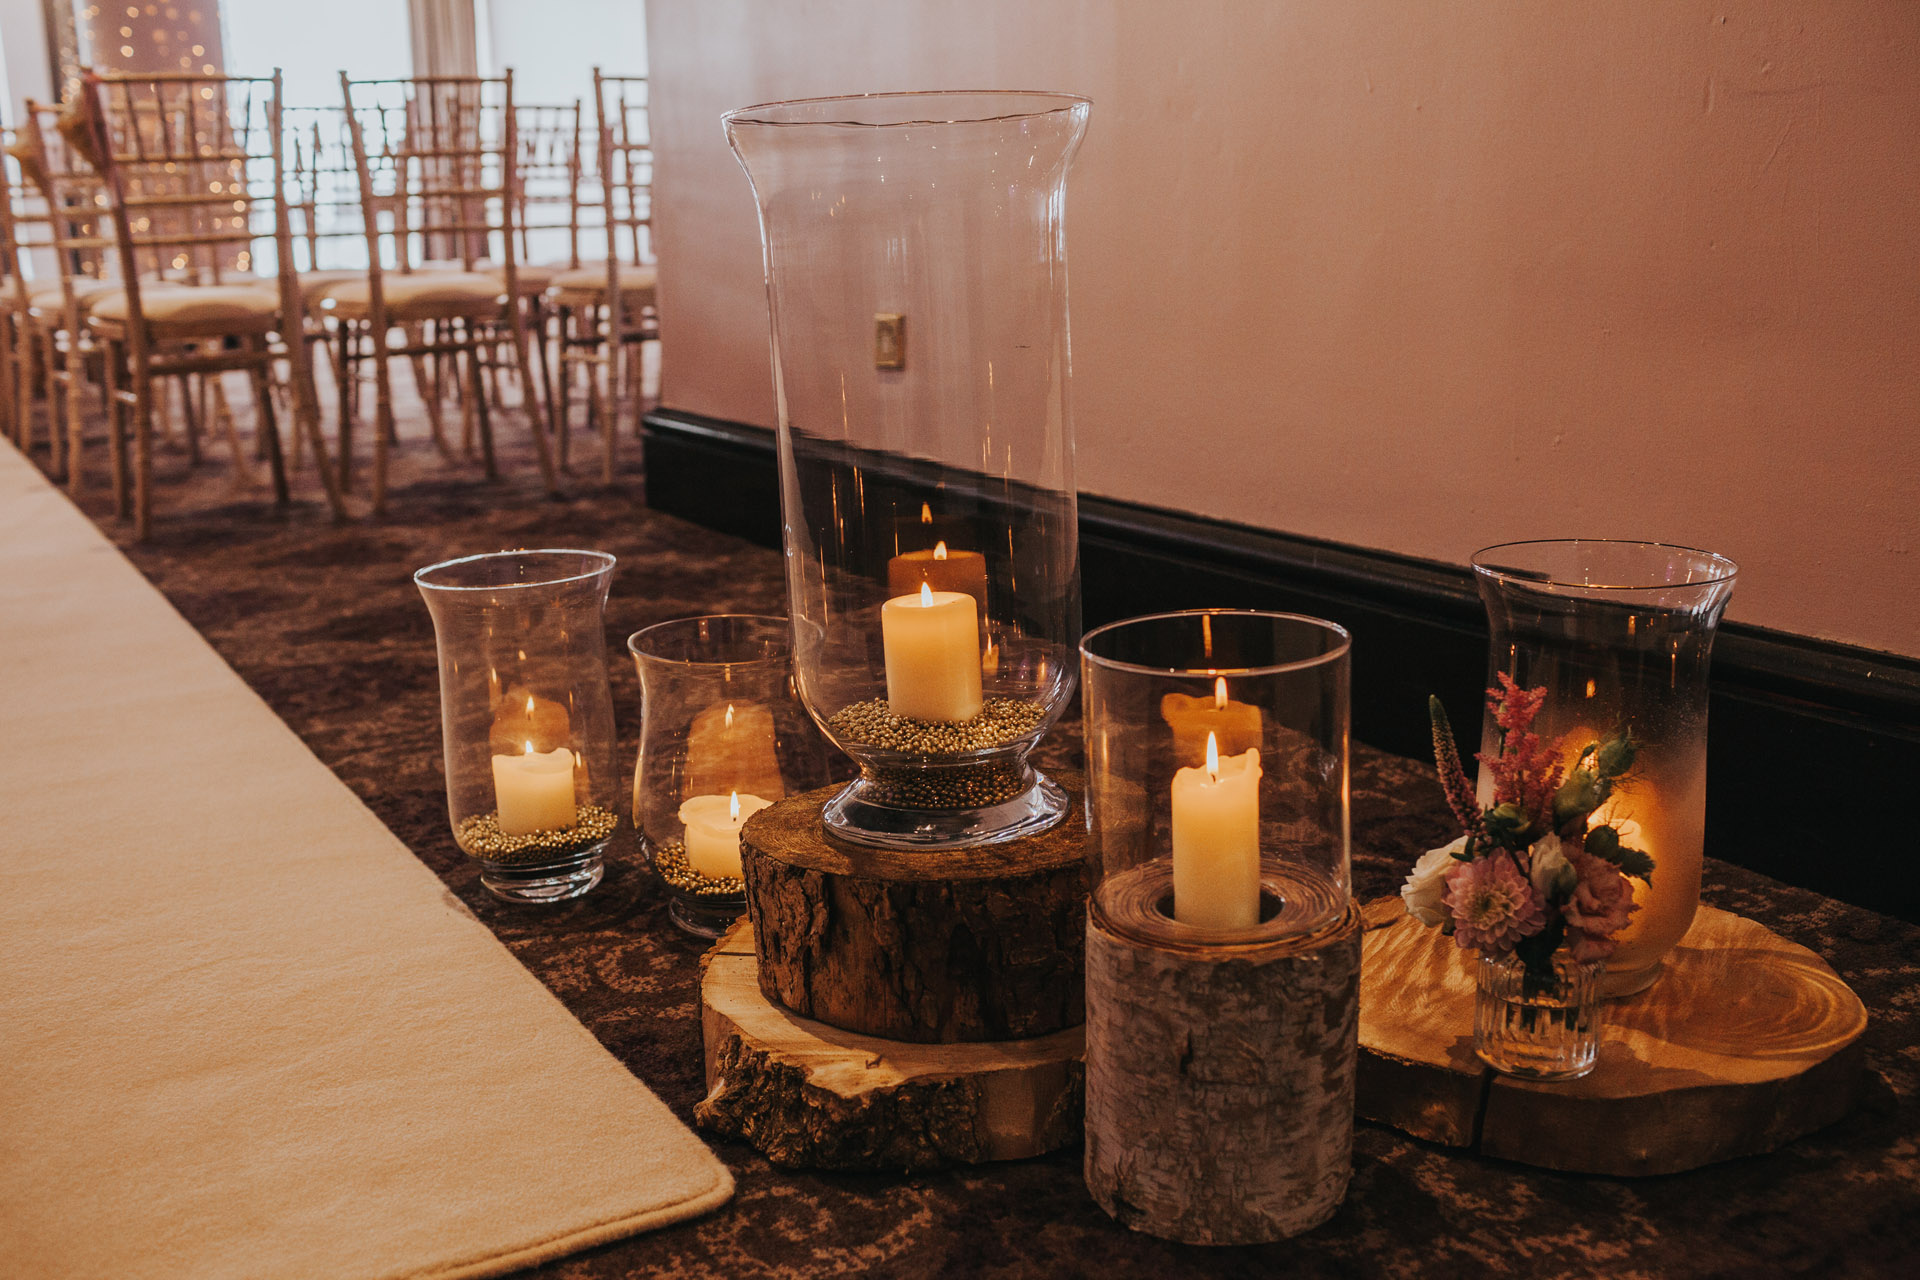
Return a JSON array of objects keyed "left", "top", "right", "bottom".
[
  {"left": 1084, "top": 884, "right": 1363, "bottom": 1246},
  {"left": 1358, "top": 898, "right": 1870, "bottom": 1176},
  {"left": 696, "top": 920, "right": 1085, "bottom": 1172},
  {"left": 739, "top": 772, "right": 1087, "bottom": 1043}
]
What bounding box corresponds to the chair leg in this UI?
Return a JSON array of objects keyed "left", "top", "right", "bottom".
[
  {"left": 463, "top": 324, "right": 497, "bottom": 480},
  {"left": 47, "top": 345, "right": 67, "bottom": 481},
  {"left": 290, "top": 350, "right": 348, "bottom": 524},
  {"left": 104, "top": 343, "right": 130, "bottom": 519},
  {"left": 132, "top": 365, "right": 154, "bottom": 541},
  {"left": 178, "top": 375, "right": 205, "bottom": 466},
  {"left": 369, "top": 323, "right": 398, "bottom": 518},
  {"left": 64, "top": 343, "right": 88, "bottom": 499},
  {"left": 0, "top": 314, "right": 17, "bottom": 449},
  {"left": 412, "top": 325, "right": 454, "bottom": 463},
  {"left": 332, "top": 325, "right": 355, "bottom": 494},
  {"left": 208, "top": 375, "right": 254, "bottom": 491},
  {"left": 246, "top": 341, "right": 290, "bottom": 507}
]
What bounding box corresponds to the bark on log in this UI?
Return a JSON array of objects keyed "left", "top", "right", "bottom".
[
  {"left": 696, "top": 921, "right": 1085, "bottom": 1172},
  {"left": 1083, "top": 885, "right": 1362, "bottom": 1246},
  {"left": 1358, "top": 899, "right": 1870, "bottom": 1176},
  {"left": 740, "top": 772, "right": 1087, "bottom": 1043}
]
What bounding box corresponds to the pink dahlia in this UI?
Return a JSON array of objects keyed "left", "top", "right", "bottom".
[
  {"left": 1561, "top": 848, "right": 1638, "bottom": 962},
  {"left": 1443, "top": 855, "right": 1546, "bottom": 955}
]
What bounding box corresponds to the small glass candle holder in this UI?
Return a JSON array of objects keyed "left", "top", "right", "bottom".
[
  {"left": 415, "top": 550, "right": 621, "bottom": 903},
  {"left": 1080, "top": 610, "right": 1352, "bottom": 943},
  {"left": 629, "top": 615, "right": 837, "bottom": 938}
]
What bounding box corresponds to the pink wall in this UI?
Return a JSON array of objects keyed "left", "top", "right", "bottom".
[{"left": 647, "top": 1, "right": 1920, "bottom": 657}]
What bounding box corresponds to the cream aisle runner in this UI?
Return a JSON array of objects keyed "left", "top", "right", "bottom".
[{"left": 0, "top": 442, "right": 732, "bottom": 1279}]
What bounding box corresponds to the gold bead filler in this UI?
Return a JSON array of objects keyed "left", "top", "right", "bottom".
[
  {"left": 828, "top": 697, "right": 1046, "bottom": 809},
  {"left": 457, "top": 804, "right": 618, "bottom": 866},
  {"left": 651, "top": 838, "right": 744, "bottom": 898}
]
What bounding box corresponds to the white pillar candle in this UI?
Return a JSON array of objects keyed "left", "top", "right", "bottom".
[
  {"left": 679, "top": 790, "right": 775, "bottom": 879},
  {"left": 491, "top": 742, "right": 577, "bottom": 835},
  {"left": 881, "top": 582, "right": 983, "bottom": 722},
  {"left": 1170, "top": 734, "right": 1263, "bottom": 929}
]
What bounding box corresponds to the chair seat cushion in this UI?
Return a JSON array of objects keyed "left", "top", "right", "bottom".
[
  {"left": 548, "top": 263, "right": 658, "bottom": 295},
  {"left": 416, "top": 260, "right": 552, "bottom": 293},
  {"left": 24, "top": 278, "right": 122, "bottom": 318},
  {"left": 290, "top": 269, "right": 366, "bottom": 300},
  {"left": 89, "top": 284, "right": 280, "bottom": 328},
  {"left": 320, "top": 272, "right": 506, "bottom": 320}
]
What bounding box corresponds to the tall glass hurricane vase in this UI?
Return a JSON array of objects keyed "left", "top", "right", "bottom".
[
  {"left": 726, "top": 92, "right": 1091, "bottom": 850},
  {"left": 1473, "top": 541, "right": 1737, "bottom": 997}
]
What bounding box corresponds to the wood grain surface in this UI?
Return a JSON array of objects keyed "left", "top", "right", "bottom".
[
  {"left": 695, "top": 920, "right": 1085, "bottom": 1172},
  {"left": 739, "top": 774, "right": 1089, "bottom": 1043},
  {"left": 1358, "top": 899, "right": 1870, "bottom": 1175}
]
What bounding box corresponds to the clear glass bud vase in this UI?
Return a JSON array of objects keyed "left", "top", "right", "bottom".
[
  {"left": 725, "top": 91, "right": 1091, "bottom": 850},
  {"left": 1473, "top": 540, "right": 1737, "bottom": 997},
  {"left": 415, "top": 550, "right": 621, "bottom": 902},
  {"left": 1474, "top": 950, "right": 1604, "bottom": 1080}
]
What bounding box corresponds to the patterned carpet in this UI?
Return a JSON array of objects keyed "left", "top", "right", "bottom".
[{"left": 21, "top": 379, "right": 1920, "bottom": 1279}]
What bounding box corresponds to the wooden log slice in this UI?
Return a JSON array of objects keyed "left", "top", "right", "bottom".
[
  {"left": 696, "top": 921, "right": 1085, "bottom": 1172},
  {"left": 1084, "top": 881, "right": 1363, "bottom": 1247},
  {"left": 740, "top": 772, "right": 1087, "bottom": 1043},
  {"left": 1358, "top": 899, "right": 1870, "bottom": 1176}
]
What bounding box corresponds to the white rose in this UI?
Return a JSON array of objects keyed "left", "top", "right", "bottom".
[
  {"left": 1530, "top": 834, "right": 1577, "bottom": 902},
  {"left": 1402, "top": 836, "right": 1466, "bottom": 927}
]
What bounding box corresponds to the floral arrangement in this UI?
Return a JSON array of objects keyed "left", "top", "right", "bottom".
[{"left": 1402, "top": 674, "right": 1654, "bottom": 980}]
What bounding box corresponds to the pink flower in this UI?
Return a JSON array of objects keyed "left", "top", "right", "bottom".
[
  {"left": 1443, "top": 855, "right": 1546, "bottom": 955},
  {"left": 1561, "top": 848, "right": 1638, "bottom": 962}
]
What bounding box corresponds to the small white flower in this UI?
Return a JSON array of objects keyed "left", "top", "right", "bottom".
[
  {"left": 1403, "top": 836, "right": 1466, "bottom": 927},
  {"left": 1529, "top": 833, "right": 1577, "bottom": 902}
]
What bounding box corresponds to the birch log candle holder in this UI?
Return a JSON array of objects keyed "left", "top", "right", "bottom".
[{"left": 1079, "top": 611, "right": 1358, "bottom": 1244}]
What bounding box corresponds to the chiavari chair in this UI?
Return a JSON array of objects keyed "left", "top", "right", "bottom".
[
  {"left": 80, "top": 69, "right": 344, "bottom": 538},
  {"left": 14, "top": 101, "right": 121, "bottom": 495},
  {"left": 0, "top": 133, "right": 34, "bottom": 451},
  {"left": 548, "top": 68, "right": 656, "bottom": 483},
  {"left": 327, "top": 72, "right": 558, "bottom": 511}
]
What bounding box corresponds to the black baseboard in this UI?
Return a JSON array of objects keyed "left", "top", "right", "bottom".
[{"left": 643, "top": 408, "right": 1920, "bottom": 922}]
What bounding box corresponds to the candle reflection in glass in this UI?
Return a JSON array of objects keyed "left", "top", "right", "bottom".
[{"left": 631, "top": 615, "right": 839, "bottom": 938}]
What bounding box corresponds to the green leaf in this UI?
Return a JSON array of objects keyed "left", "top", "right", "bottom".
[
  {"left": 1595, "top": 730, "right": 1638, "bottom": 780},
  {"left": 1586, "top": 824, "right": 1655, "bottom": 882},
  {"left": 1612, "top": 843, "right": 1656, "bottom": 882}
]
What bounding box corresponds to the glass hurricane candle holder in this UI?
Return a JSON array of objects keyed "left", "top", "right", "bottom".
[
  {"left": 725, "top": 91, "right": 1092, "bottom": 850},
  {"left": 1473, "top": 540, "right": 1737, "bottom": 998},
  {"left": 415, "top": 550, "right": 621, "bottom": 903},
  {"left": 629, "top": 615, "right": 838, "bottom": 938},
  {"left": 1080, "top": 610, "right": 1352, "bottom": 942}
]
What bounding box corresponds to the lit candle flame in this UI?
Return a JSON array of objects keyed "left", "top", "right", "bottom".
[
  {"left": 728, "top": 790, "right": 741, "bottom": 822},
  {"left": 933, "top": 540, "right": 948, "bottom": 561},
  {"left": 1213, "top": 676, "right": 1228, "bottom": 710},
  {"left": 920, "top": 581, "right": 934, "bottom": 607},
  {"left": 724, "top": 703, "right": 735, "bottom": 729},
  {"left": 1205, "top": 731, "right": 1220, "bottom": 782},
  {"left": 920, "top": 502, "right": 932, "bottom": 523},
  {"left": 525, "top": 693, "right": 536, "bottom": 714},
  {"left": 523, "top": 739, "right": 534, "bottom": 756}
]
